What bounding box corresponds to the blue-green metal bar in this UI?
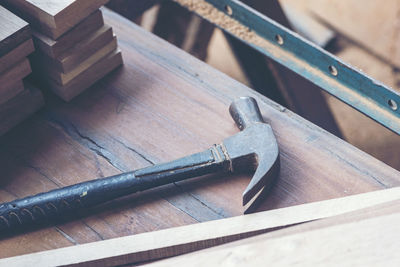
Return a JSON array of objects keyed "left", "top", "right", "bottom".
[{"left": 177, "top": 0, "right": 400, "bottom": 134}]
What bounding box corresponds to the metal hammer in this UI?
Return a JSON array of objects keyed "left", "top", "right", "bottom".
[{"left": 0, "top": 97, "right": 279, "bottom": 232}]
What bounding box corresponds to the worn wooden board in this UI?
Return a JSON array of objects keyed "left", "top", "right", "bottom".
[
  {"left": 38, "top": 37, "right": 118, "bottom": 85},
  {"left": 0, "top": 38, "right": 34, "bottom": 74},
  {"left": 0, "top": 83, "right": 44, "bottom": 136},
  {"left": 2, "top": 0, "right": 108, "bottom": 39},
  {"left": 2, "top": 188, "right": 399, "bottom": 267},
  {"left": 33, "top": 10, "right": 104, "bottom": 58},
  {"left": 0, "top": 6, "right": 31, "bottom": 58},
  {"left": 0, "top": 59, "right": 31, "bottom": 91},
  {"left": 0, "top": 7, "right": 399, "bottom": 259},
  {"left": 0, "top": 80, "right": 25, "bottom": 106},
  {"left": 148, "top": 200, "right": 400, "bottom": 266},
  {"left": 44, "top": 49, "right": 122, "bottom": 101},
  {"left": 37, "top": 25, "right": 114, "bottom": 73}
]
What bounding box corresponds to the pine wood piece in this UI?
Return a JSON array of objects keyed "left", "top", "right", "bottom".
[
  {"left": 2, "top": 188, "right": 399, "bottom": 267},
  {"left": 0, "top": 83, "right": 44, "bottom": 136},
  {"left": 0, "top": 80, "right": 25, "bottom": 106},
  {"left": 46, "top": 49, "right": 122, "bottom": 101},
  {"left": 0, "top": 6, "right": 30, "bottom": 57},
  {"left": 149, "top": 200, "right": 400, "bottom": 267},
  {"left": 2, "top": 0, "right": 108, "bottom": 39},
  {"left": 0, "top": 59, "right": 31, "bottom": 91},
  {"left": 33, "top": 10, "right": 104, "bottom": 58},
  {"left": 0, "top": 8, "right": 399, "bottom": 260},
  {"left": 0, "top": 38, "right": 34, "bottom": 74},
  {"left": 38, "top": 25, "right": 114, "bottom": 73},
  {"left": 40, "top": 37, "right": 118, "bottom": 85}
]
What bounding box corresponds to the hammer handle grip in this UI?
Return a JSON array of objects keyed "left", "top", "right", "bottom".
[
  {"left": 0, "top": 172, "right": 137, "bottom": 233},
  {"left": 229, "top": 97, "right": 264, "bottom": 130}
]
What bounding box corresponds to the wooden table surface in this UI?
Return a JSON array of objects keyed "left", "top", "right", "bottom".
[{"left": 0, "top": 8, "right": 399, "bottom": 258}]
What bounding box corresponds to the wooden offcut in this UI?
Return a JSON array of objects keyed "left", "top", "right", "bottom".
[
  {"left": 32, "top": 10, "right": 104, "bottom": 58},
  {"left": 1, "top": 188, "right": 398, "bottom": 267},
  {"left": 0, "top": 6, "right": 30, "bottom": 57},
  {"left": 0, "top": 38, "right": 34, "bottom": 74},
  {"left": 40, "top": 37, "right": 118, "bottom": 85},
  {"left": 2, "top": 0, "right": 109, "bottom": 39},
  {"left": 0, "top": 59, "right": 31, "bottom": 91},
  {"left": 46, "top": 49, "right": 122, "bottom": 101},
  {"left": 0, "top": 83, "right": 44, "bottom": 136},
  {"left": 37, "top": 25, "right": 114, "bottom": 73}
]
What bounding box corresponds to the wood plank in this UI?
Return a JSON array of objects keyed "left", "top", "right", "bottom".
[
  {"left": 0, "top": 8, "right": 399, "bottom": 259},
  {"left": 44, "top": 49, "right": 123, "bottom": 101},
  {"left": 37, "top": 25, "right": 114, "bottom": 73},
  {"left": 0, "top": 83, "right": 44, "bottom": 136},
  {"left": 33, "top": 10, "right": 104, "bottom": 58},
  {"left": 148, "top": 200, "right": 400, "bottom": 267},
  {"left": 0, "top": 38, "right": 34, "bottom": 74},
  {"left": 0, "top": 6, "right": 31, "bottom": 57},
  {"left": 2, "top": 187, "right": 399, "bottom": 267},
  {"left": 0, "top": 59, "right": 31, "bottom": 91},
  {"left": 38, "top": 37, "right": 118, "bottom": 85},
  {"left": 3, "top": 0, "right": 108, "bottom": 39},
  {"left": 0, "top": 80, "right": 25, "bottom": 106}
]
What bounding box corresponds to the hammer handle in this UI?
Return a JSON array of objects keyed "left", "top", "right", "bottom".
[{"left": 0, "top": 148, "right": 227, "bottom": 233}]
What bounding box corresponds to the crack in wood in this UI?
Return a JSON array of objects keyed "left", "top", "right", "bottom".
[{"left": 42, "top": 112, "right": 225, "bottom": 223}]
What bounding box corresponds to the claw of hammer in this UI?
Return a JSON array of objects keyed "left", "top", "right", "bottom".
[{"left": 226, "top": 97, "right": 280, "bottom": 213}]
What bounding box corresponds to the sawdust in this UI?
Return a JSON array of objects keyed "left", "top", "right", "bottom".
[{"left": 175, "top": 0, "right": 269, "bottom": 48}]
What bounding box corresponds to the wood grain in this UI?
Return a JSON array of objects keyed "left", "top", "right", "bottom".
[
  {"left": 37, "top": 25, "right": 114, "bottom": 73},
  {"left": 0, "top": 7, "right": 399, "bottom": 259},
  {"left": 148, "top": 200, "right": 400, "bottom": 267},
  {"left": 33, "top": 10, "right": 104, "bottom": 58},
  {"left": 3, "top": 0, "right": 108, "bottom": 39},
  {"left": 0, "top": 80, "right": 25, "bottom": 106},
  {"left": 0, "top": 38, "right": 34, "bottom": 74},
  {"left": 44, "top": 48, "right": 122, "bottom": 101},
  {"left": 2, "top": 187, "right": 398, "bottom": 267},
  {"left": 0, "top": 83, "right": 44, "bottom": 136},
  {"left": 39, "top": 37, "right": 118, "bottom": 85},
  {"left": 0, "top": 59, "right": 31, "bottom": 91},
  {"left": 0, "top": 6, "right": 31, "bottom": 57}
]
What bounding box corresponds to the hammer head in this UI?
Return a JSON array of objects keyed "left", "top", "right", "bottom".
[{"left": 223, "top": 97, "right": 280, "bottom": 213}]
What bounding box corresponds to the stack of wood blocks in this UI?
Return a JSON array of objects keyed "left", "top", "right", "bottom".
[
  {"left": 0, "top": 6, "right": 44, "bottom": 136},
  {"left": 3, "top": 0, "right": 123, "bottom": 101}
]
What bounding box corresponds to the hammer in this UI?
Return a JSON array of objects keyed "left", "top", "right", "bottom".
[{"left": 0, "top": 97, "right": 279, "bottom": 233}]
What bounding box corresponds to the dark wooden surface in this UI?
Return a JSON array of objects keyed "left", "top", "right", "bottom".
[{"left": 0, "top": 8, "right": 399, "bottom": 259}]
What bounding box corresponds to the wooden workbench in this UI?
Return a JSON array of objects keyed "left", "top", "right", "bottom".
[{"left": 0, "top": 8, "right": 399, "bottom": 258}]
